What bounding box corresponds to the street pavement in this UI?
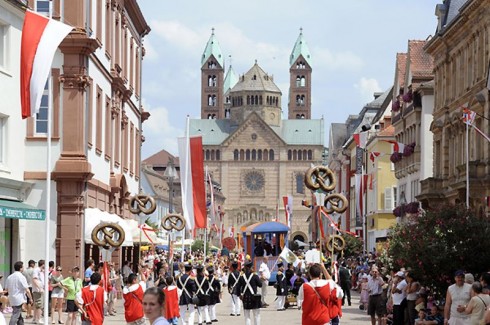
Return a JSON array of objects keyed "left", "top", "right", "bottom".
[{"left": 3, "top": 289, "right": 371, "bottom": 324}]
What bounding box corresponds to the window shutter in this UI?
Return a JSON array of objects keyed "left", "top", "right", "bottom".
[{"left": 384, "top": 187, "right": 393, "bottom": 210}]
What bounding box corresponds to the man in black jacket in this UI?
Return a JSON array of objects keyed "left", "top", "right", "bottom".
[
  {"left": 275, "top": 262, "right": 288, "bottom": 311},
  {"left": 228, "top": 261, "right": 242, "bottom": 316},
  {"left": 177, "top": 263, "right": 197, "bottom": 325},
  {"left": 236, "top": 261, "right": 262, "bottom": 325},
  {"left": 339, "top": 262, "right": 352, "bottom": 306}
]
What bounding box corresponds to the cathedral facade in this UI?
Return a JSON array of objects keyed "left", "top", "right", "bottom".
[{"left": 189, "top": 30, "right": 325, "bottom": 244}]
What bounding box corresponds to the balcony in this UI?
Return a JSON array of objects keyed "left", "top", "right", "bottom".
[{"left": 417, "top": 177, "right": 445, "bottom": 201}]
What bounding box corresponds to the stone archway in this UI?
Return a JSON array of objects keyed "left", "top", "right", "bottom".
[{"left": 291, "top": 231, "right": 308, "bottom": 244}]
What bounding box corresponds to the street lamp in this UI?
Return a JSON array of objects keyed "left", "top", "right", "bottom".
[{"left": 163, "top": 158, "right": 179, "bottom": 258}]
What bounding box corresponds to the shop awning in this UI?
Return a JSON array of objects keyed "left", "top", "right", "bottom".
[
  {"left": 84, "top": 208, "right": 133, "bottom": 247},
  {"left": 0, "top": 199, "right": 45, "bottom": 220}
]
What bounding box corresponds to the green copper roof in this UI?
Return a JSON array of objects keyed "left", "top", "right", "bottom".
[
  {"left": 201, "top": 29, "right": 224, "bottom": 68},
  {"left": 223, "top": 65, "right": 238, "bottom": 93},
  {"left": 289, "top": 29, "right": 312, "bottom": 67}
]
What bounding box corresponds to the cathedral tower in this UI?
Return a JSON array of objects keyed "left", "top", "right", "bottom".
[
  {"left": 201, "top": 29, "right": 224, "bottom": 119},
  {"left": 288, "top": 28, "right": 312, "bottom": 119}
]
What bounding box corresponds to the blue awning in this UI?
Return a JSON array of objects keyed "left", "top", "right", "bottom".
[{"left": 0, "top": 199, "right": 45, "bottom": 221}]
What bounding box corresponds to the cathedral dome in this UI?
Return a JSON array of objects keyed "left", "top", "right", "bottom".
[{"left": 230, "top": 62, "right": 282, "bottom": 94}]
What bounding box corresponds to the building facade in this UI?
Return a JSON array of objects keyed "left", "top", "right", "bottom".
[{"left": 190, "top": 30, "right": 324, "bottom": 245}]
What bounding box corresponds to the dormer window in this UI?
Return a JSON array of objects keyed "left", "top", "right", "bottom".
[{"left": 252, "top": 75, "right": 257, "bottom": 80}]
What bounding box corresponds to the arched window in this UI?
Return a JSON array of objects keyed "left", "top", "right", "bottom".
[
  {"left": 298, "top": 150, "right": 302, "bottom": 160},
  {"left": 303, "top": 150, "right": 307, "bottom": 160},
  {"left": 269, "top": 149, "right": 274, "bottom": 161},
  {"left": 208, "top": 114, "right": 212, "bottom": 119},
  {"left": 240, "top": 149, "right": 245, "bottom": 161},
  {"left": 247, "top": 95, "right": 250, "bottom": 105},
  {"left": 296, "top": 76, "right": 301, "bottom": 87},
  {"left": 251, "top": 96, "right": 254, "bottom": 105},
  {"left": 205, "top": 150, "right": 210, "bottom": 160},
  {"left": 300, "top": 76, "right": 306, "bottom": 87},
  {"left": 212, "top": 75, "right": 217, "bottom": 87},
  {"left": 255, "top": 95, "right": 258, "bottom": 105},
  {"left": 263, "top": 149, "right": 269, "bottom": 161},
  {"left": 288, "top": 150, "right": 292, "bottom": 160},
  {"left": 258, "top": 150, "right": 262, "bottom": 160},
  {"left": 252, "top": 149, "right": 256, "bottom": 160},
  {"left": 296, "top": 114, "right": 300, "bottom": 119},
  {"left": 266, "top": 96, "right": 270, "bottom": 105},
  {"left": 308, "top": 150, "right": 313, "bottom": 160},
  {"left": 276, "top": 97, "right": 279, "bottom": 107},
  {"left": 208, "top": 95, "right": 213, "bottom": 106},
  {"left": 212, "top": 95, "right": 217, "bottom": 106},
  {"left": 216, "top": 150, "right": 220, "bottom": 160},
  {"left": 208, "top": 75, "right": 213, "bottom": 87},
  {"left": 293, "top": 150, "right": 297, "bottom": 160},
  {"left": 234, "top": 149, "right": 239, "bottom": 160},
  {"left": 296, "top": 95, "right": 301, "bottom": 105},
  {"left": 237, "top": 213, "right": 242, "bottom": 224},
  {"left": 225, "top": 109, "right": 230, "bottom": 118},
  {"left": 211, "top": 150, "right": 215, "bottom": 160},
  {"left": 301, "top": 114, "right": 305, "bottom": 119},
  {"left": 246, "top": 149, "right": 251, "bottom": 160},
  {"left": 244, "top": 211, "right": 248, "bottom": 221}
]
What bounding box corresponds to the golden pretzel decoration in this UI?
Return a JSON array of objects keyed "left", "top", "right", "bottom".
[
  {"left": 304, "top": 166, "right": 336, "bottom": 192},
  {"left": 325, "top": 235, "right": 345, "bottom": 253},
  {"left": 323, "top": 193, "right": 348, "bottom": 214},
  {"left": 91, "top": 222, "right": 125, "bottom": 248},
  {"left": 129, "top": 195, "right": 157, "bottom": 215},
  {"left": 161, "top": 213, "right": 186, "bottom": 231}
]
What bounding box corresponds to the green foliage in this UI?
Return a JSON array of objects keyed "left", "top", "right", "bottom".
[
  {"left": 342, "top": 233, "right": 363, "bottom": 257},
  {"left": 387, "top": 205, "right": 490, "bottom": 296},
  {"left": 191, "top": 239, "right": 210, "bottom": 253},
  {"left": 145, "top": 218, "right": 159, "bottom": 231}
]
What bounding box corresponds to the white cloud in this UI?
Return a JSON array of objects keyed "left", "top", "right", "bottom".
[
  {"left": 314, "top": 47, "right": 364, "bottom": 71},
  {"left": 150, "top": 20, "right": 202, "bottom": 50},
  {"left": 142, "top": 105, "right": 184, "bottom": 158},
  {"left": 355, "top": 77, "right": 383, "bottom": 104},
  {"left": 143, "top": 38, "right": 158, "bottom": 61}
]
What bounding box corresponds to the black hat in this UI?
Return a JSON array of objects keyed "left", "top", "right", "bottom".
[
  {"left": 195, "top": 264, "right": 204, "bottom": 270},
  {"left": 207, "top": 267, "right": 214, "bottom": 275},
  {"left": 277, "top": 262, "right": 284, "bottom": 268},
  {"left": 231, "top": 261, "right": 238, "bottom": 268},
  {"left": 184, "top": 264, "right": 193, "bottom": 271},
  {"left": 244, "top": 260, "right": 253, "bottom": 268}
]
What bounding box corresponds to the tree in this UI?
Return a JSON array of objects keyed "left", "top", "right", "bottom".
[
  {"left": 191, "top": 239, "right": 209, "bottom": 253},
  {"left": 387, "top": 205, "right": 490, "bottom": 296},
  {"left": 342, "top": 233, "right": 363, "bottom": 257}
]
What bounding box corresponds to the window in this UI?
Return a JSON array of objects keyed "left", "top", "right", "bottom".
[
  {"left": 233, "top": 149, "right": 238, "bottom": 160},
  {"left": 95, "top": 86, "right": 103, "bottom": 153},
  {"left": 35, "top": 81, "right": 49, "bottom": 134},
  {"left": 269, "top": 149, "right": 274, "bottom": 161},
  {"left": 36, "top": 0, "right": 50, "bottom": 13},
  {"left": 0, "top": 23, "right": 9, "bottom": 70},
  {"left": 296, "top": 174, "right": 304, "bottom": 194}
]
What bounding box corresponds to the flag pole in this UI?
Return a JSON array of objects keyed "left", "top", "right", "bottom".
[
  {"left": 466, "top": 119, "right": 470, "bottom": 209},
  {"left": 43, "top": 2, "right": 53, "bottom": 324},
  {"left": 204, "top": 165, "right": 208, "bottom": 259}
]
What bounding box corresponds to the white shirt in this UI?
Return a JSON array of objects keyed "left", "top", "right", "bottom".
[
  {"left": 76, "top": 285, "right": 108, "bottom": 304},
  {"left": 258, "top": 262, "right": 270, "bottom": 281},
  {"left": 123, "top": 281, "right": 146, "bottom": 294},
  {"left": 152, "top": 316, "right": 170, "bottom": 325},
  {"left": 5, "top": 271, "right": 29, "bottom": 306},
  {"left": 31, "top": 267, "right": 44, "bottom": 293},
  {"left": 392, "top": 279, "right": 407, "bottom": 305}
]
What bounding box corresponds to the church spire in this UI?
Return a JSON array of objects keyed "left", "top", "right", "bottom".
[
  {"left": 289, "top": 27, "right": 312, "bottom": 68},
  {"left": 201, "top": 28, "right": 224, "bottom": 68},
  {"left": 288, "top": 28, "right": 312, "bottom": 120},
  {"left": 201, "top": 29, "right": 225, "bottom": 119}
]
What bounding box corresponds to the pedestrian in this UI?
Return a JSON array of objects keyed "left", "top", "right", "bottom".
[
  {"left": 83, "top": 259, "right": 95, "bottom": 286},
  {"left": 459, "top": 281, "right": 490, "bottom": 325},
  {"left": 392, "top": 271, "right": 407, "bottom": 325},
  {"left": 444, "top": 270, "right": 471, "bottom": 325},
  {"left": 50, "top": 265, "right": 65, "bottom": 324},
  {"left": 228, "top": 261, "right": 242, "bottom": 316},
  {"left": 163, "top": 276, "right": 181, "bottom": 325},
  {"left": 206, "top": 267, "right": 221, "bottom": 322},
  {"left": 405, "top": 272, "right": 420, "bottom": 325},
  {"left": 143, "top": 287, "right": 170, "bottom": 325},
  {"left": 367, "top": 266, "right": 385, "bottom": 325},
  {"left": 32, "top": 259, "right": 45, "bottom": 324},
  {"left": 236, "top": 260, "right": 262, "bottom": 325},
  {"left": 123, "top": 272, "right": 147, "bottom": 325},
  {"left": 5, "top": 261, "right": 33, "bottom": 325},
  {"left": 360, "top": 274, "right": 369, "bottom": 311},
  {"left": 258, "top": 257, "right": 270, "bottom": 307},
  {"left": 275, "top": 262, "right": 288, "bottom": 311},
  {"left": 76, "top": 272, "right": 106, "bottom": 325},
  {"left": 339, "top": 262, "right": 352, "bottom": 306},
  {"left": 60, "top": 266, "right": 82, "bottom": 325},
  {"left": 176, "top": 263, "right": 197, "bottom": 325},
  {"left": 22, "top": 260, "right": 35, "bottom": 320}
]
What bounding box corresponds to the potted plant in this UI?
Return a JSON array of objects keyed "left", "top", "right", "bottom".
[
  {"left": 403, "top": 142, "right": 416, "bottom": 157},
  {"left": 402, "top": 89, "right": 413, "bottom": 103},
  {"left": 390, "top": 152, "right": 403, "bottom": 163},
  {"left": 392, "top": 99, "right": 401, "bottom": 112}
]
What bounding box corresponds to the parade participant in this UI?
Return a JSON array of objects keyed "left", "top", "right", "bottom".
[
  {"left": 444, "top": 270, "right": 471, "bottom": 325},
  {"left": 6, "top": 261, "right": 33, "bottom": 325},
  {"left": 236, "top": 260, "right": 262, "bottom": 325},
  {"left": 339, "top": 262, "right": 352, "bottom": 306},
  {"left": 177, "top": 263, "right": 197, "bottom": 325},
  {"left": 60, "top": 266, "right": 82, "bottom": 325},
  {"left": 258, "top": 257, "right": 270, "bottom": 307},
  {"left": 163, "top": 276, "right": 181, "bottom": 325},
  {"left": 32, "top": 259, "right": 45, "bottom": 324},
  {"left": 228, "top": 261, "right": 242, "bottom": 316},
  {"left": 207, "top": 267, "right": 222, "bottom": 322},
  {"left": 275, "top": 262, "right": 288, "bottom": 311},
  {"left": 76, "top": 272, "right": 106, "bottom": 325},
  {"left": 297, "top": 263, "right": 336, "bottom": 325},
  {"left": 123, "top": 271, "right": 147, "bottom": 325},
  {"left": 143, "top": 287, "right": 170, "bottom": 325},
  {"left": 195, "top": 264, "right": 211, "bottom": 325},
  {"left": 50, "top": 265, "right": 65, "bottom": 324}
]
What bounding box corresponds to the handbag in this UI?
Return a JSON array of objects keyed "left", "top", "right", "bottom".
[{"left": 191, "top": 295, "right": 199, "bottom": 305}]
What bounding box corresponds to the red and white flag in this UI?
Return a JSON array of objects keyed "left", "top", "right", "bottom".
[
  {"left": 383, "top": 140, "right": 405, "bottom": 154},
  {"left": 282, "top": 195, "right": 293, "bottom": 229},
  {"left": 206, "top": 168, "right": 217, "bottom": 226},
  {"left": 369, "top": 152, "right": 381, "bottom": 162},
  {"left": 21, "top": 10, "right": 73, "bottom": 119},
  {"left": 229, "top": 226, "right": 234, "bottom": 238},
  {"left": 178, "top": 135, "right": 207, "bottom": 230},
  {"left": 355, "top": 174, "right": 363, "bottom": 219},
  {"left": 353, "top": 132, "right": 368, "bottom": 149},
  {"left": 462, "top": 107, "right": 477, "bottom": 125}
]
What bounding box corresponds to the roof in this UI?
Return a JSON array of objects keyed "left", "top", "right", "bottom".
[
  {"left": 407, "top": 40, "right": 434, "bottom": 83},
  {"left": 289, "top": 29, "right": 312, "bottom": 67},
  {"left": 231, "top": 63, "right": 282, "bottom": 94},
  {"left": 143, "top": 149, "right": 179, "bottom": 167},
  {"left": 223, "top": 65, "right": 238, "bottom": 93},
  {"left": 243, "top": 221, "right": 289, "bottom": 234},
  {"left": 201, "top": 29, "right": 224, "bottom": 68},
  {"left": 377, "top": 124, "right": 394, "bottom": 137},
  {"left": 189, "top": 118, "right": 324, "bottom": 146},
  {"left": 329, "top": 123, "right": 348, "bottom": 150},
  {"left": 396, "top": 53, "right": 407, "bottom": 90}
]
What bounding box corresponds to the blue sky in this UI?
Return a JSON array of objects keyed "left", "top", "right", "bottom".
[{"left": 138, "top": 0, "right": 441, "bottom": 159}]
